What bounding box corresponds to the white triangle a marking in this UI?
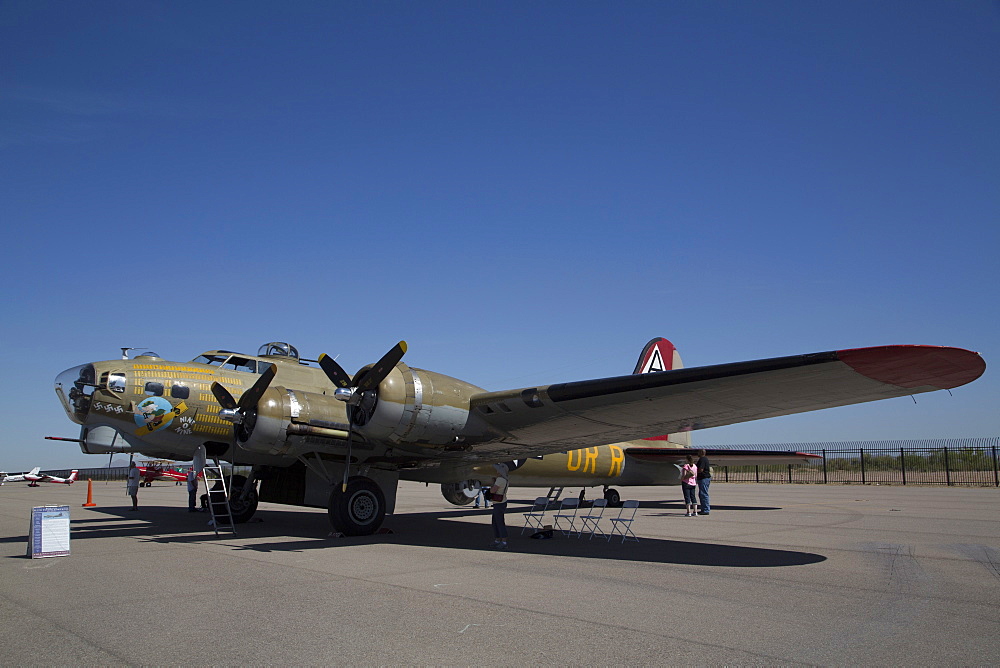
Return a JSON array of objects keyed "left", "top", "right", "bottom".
[{"left": 642, "top": 348, "right": 665, "bottom": 374}]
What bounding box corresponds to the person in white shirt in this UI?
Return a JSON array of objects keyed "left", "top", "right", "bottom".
[{"left": 126, "top": 462, "right": 140, "bottom": 511}]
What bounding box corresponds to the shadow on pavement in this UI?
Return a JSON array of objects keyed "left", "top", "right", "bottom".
[{"left": 1, "top": 499, "right": 827, "bottom": 568}]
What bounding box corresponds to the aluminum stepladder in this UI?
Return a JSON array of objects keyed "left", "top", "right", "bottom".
[{"left": 202, "top": 460, "right": 235, "bottom": 536}]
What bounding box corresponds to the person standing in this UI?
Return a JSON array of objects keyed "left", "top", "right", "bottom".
[
  {"left": 186, "top": 468, "right": 199, "bottom": 512},
  {"left": 696, "top": 449, "right": 711, "bottom": 515},
  {"left": 680, "top": 454, "right": 698, "bottom": 517},
  {"left": 489, "top": 463, "right": 509, "bottom": 549},
  {"left": 126, "top": 461, "right": 140, "bottom": 511}
]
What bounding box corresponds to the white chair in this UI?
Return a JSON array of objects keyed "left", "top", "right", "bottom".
[
  {"left": 521, "top": 496, "right": 551, "bottom": 535},
  {"left": 578, "top": 498, "right": 608, "bottom": 540},
  {"left": 608, "top": 500, "right": 640, "bottom": 543},
  {"left": 553, "top": 497, "right": 581, "bottom": 537}
]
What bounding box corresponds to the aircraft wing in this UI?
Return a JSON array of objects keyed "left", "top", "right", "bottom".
[
  {"left": 624, "top": 448, "right": 821, "bottom": 465},
  {"left": 465, "top": 345, "right": 984, "bottom": 456}
]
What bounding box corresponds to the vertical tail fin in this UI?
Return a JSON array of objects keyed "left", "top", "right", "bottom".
[
  {"left": 28, "top": 467, "right": 41, "bottom": 476},
  {"left": 634, "top": 338, "right": 691, "bottom": 447},
  {"left": 67, "top": 470, "right": 79, "bottom": 483},
  {"left": 632, "top": 337, "right": 683, "bottom": 374}
]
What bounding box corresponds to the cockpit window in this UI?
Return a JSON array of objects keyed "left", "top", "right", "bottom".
[
  {"left": 193, "top": 354, "right": 227, "bottom": 366},
  {"left": 222, "top": 357, "right": 257, "bottom": 373}
]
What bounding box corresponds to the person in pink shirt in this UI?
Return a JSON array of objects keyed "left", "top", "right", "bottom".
[{"left": 680, "top": 454, "right": 698, "bottom": 517}]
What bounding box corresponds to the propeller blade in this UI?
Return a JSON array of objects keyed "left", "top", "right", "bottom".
[
  {"left": 238, "top": 363, "right": 277, "bottom": 411},
  {"left": 211, "top": 382, "right": 238, "bottom": 410},
  {"left": 354, "top": 341, "right": 407, "bottom": 393},
  {"left": 318, "top": 353, "right": 353, "bottom": 389}
]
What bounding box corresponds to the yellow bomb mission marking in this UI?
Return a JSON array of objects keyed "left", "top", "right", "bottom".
[{"left": 566, "top": 444, "right": 624, "bottom": 477}]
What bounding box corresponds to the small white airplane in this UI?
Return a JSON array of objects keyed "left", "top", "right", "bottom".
[
  {"left": 1, "top": 467, "right": 42, "bottom": 485},
  {"left": 4, "top": 468, "right": 79, "bottom": 486}
]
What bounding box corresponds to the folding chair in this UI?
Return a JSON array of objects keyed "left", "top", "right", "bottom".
[
  {"left": 578, "top": 498, "right": 608, "bottom": 540},
  {"left": 521, "top": 496, "right": 551, "bottom": 535},
  {"left": 553, "top": 498, "right": 581, "bottom": 537},
  {"left": 608, "top": 500, "right": 640, "bottom": 543}
]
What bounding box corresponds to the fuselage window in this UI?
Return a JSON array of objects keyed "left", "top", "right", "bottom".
[
  {"left": 108, "top": 373, "right": 126, "bottom": 393},
  {"left": 144, "top": 382, "right": 164, "bottom": 396},
  {"left": 171, "top": 384, "right": 190, "bottom": 399}
]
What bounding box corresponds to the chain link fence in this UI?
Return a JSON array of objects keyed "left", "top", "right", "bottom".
[
  {"left": 711, "top": 437, "right": 1000, "bottom": 486},
  {"left": 32, "top": 438, "right": 1000, "bottom": 488}
]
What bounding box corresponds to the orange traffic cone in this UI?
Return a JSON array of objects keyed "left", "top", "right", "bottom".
[{"left": 82, "top": 478, "right": 97, "bottom": 507}]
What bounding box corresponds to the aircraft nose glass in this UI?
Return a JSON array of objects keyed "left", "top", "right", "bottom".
[{"left": 54, "top": 363, "right": 96, "bottom": 424}]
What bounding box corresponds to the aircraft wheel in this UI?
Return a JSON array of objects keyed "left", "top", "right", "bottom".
[
  {"left": 328, "top": 477, "right": 385, "bottom": 536},
  {"left": 604, "top": 488, "right": 621, "bottom": 507},
  {"left": 208, "top": 475, "right": 258, "bottom": 523},
  {"left": 228, "top": 475, "right": 259, "bottom": 524},
  {"left": 440, "top": 482, "right": 476, "bottom": 506}
]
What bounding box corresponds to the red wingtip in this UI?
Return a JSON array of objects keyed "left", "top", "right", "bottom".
[{"left": 838, "top": 345, "right": 985, "bottom": 390}]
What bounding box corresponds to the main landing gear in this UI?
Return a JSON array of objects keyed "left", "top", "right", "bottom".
[
  {"left": 603, "top": 486, "right": 621, "bottom": 507},
  {"left": 208, "top": 473, "right": 259, "bottom": 523},
  {"left": 328, "top": 477, "right": 386, "bottom": 536}
]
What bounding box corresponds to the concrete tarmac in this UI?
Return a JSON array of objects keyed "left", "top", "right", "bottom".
[{"left": 1, "top": 479, "right": 998, "bottom": 665}]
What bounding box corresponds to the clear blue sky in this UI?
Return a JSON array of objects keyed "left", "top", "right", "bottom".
[{"left": 1, "top": 1, "right": 996, "bottom": 471}]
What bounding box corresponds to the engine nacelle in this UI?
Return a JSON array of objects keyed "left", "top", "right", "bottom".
[
  {"left": 237, "top": 385, "right": 349, "bottom": 456},
  {"left": 233, "top": 363, "right": 486, "bottom": 456},
  {"left": 356, "top": 363, "right": 485, "bottom": 446}
]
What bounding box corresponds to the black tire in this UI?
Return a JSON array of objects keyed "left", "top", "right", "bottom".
[
  {"left": 328, "top": 477, "right": 386, "bottom": 536},
  {"left": 440, "top": 483, "right": 476, "bottom": 506},
  {"left": 228, "top": 474, "right": 259, "bottom": 524},
  {"left": 604, "top": 488, "right": 621, "bottom": 507},
  {"left": 210, "top": 474, "right": 259, "bottom": 523}
]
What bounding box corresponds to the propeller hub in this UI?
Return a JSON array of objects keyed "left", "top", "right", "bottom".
[
  {"left": 334, "top": 387, "right": 355, "bottom": 403},
  {"left": 219, "top": 408, "right": 243, "bottom": 424}
]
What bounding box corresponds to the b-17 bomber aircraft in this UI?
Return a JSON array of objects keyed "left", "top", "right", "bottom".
[{"left": 52, "top": 337, "right": 985, "bottom": 535}]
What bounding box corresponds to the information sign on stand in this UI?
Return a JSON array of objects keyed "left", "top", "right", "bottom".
[{"left": 27, "top": 505, "right": 71, "bottom": 558}]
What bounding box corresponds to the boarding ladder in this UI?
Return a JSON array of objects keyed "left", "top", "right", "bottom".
[
  {"left": 546, "top": 486, "right": 564, "bottom": 503},
  {"left": 202, "top": 461, "right": 235, "bottom": 536}
]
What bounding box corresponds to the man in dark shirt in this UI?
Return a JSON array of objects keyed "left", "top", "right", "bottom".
[{"left": 695, "top": 449, "right": 711, "bottom": 515}]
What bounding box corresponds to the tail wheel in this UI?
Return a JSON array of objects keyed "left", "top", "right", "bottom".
[{"left": 328, "top": 477, "right": 385, "bottom": 536}]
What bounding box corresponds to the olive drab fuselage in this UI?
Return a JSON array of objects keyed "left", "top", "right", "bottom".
[{"left": 54, "top": 343, "right": 686, "bottom": 489}]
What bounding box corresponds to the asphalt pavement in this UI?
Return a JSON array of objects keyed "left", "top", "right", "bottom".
[{"left": 1, "top": 478, "right": 997, "bottom": 665}]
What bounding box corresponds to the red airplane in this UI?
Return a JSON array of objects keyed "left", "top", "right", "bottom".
[{"left": 136, "top": 461, "right": 197, "bottom": 487}]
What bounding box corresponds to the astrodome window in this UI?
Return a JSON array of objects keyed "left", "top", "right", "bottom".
[
  {"left": 144, "top": 382, "right": 164, "bottom": 396},
  {"left": 258, "top": 342, "right": 299, "bottom": 360}
]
